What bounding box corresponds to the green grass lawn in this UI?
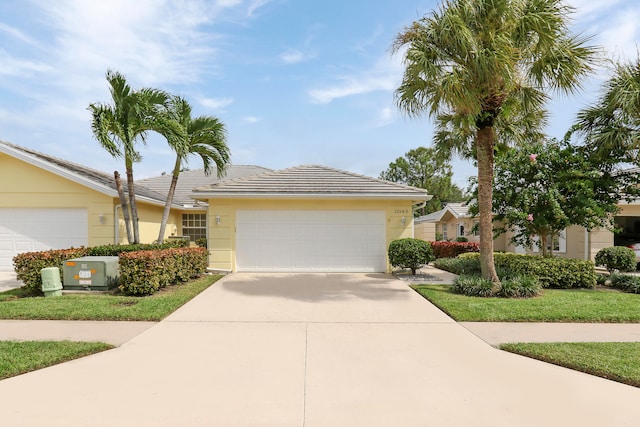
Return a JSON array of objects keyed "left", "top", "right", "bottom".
[
  {"left": 412, "top": 285, "right": 640, "bottom": 322},
  {"left": 0, "top": 274, "right": 222, "bottom": 321},
  {"left": 500, "top": 342, "right": 640, "bottom": 388},
  {"left": 0, "top": 340, "right": 114, "bottom": 380}
]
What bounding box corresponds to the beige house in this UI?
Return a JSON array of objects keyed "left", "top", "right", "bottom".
[
  {"left": 1, "top": 141, "right": 430, "bottom": 273},
  {"left": 418, "top": 202, "right": 615, "bottom": 261}
]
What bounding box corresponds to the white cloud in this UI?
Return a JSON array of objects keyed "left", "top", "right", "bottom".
[
  {"left": 242, "top": 116, "right": 260, "bottom": 123},
  {"left": 308, "top": 54, "right": 402, "bottom": 104},
  {"left": 0, "top": 23, "right": 38, "bottom": 45},
  {"left": 0, "top": 52, "right": 52, "bottom": 76},
  {"left": 280, "top": 49, "right": 305, "bottom": 64},
  {"left": 200, "top": 97, "right": 235, "bottom": 109},
  {"left": 599, "top": 9, "right": 640, "bottom": 61},
  {"left": 247, "top": 0, "right": 270, "bottom": 17}
]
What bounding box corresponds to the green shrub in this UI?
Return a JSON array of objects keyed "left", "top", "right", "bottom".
[
  {"left": 595, "top": 247, "right": 636, "bottom": 273},
  {"left": 595, "top": 273, "right": 609, "bottom": 286},
  {"left": 118, "top": 247, "right": 208, "bottom": 296},
  {"left": 461, "top": 253, "right": 596, "bottom": 289},
  {"left": 455, "top": 236, "right": 469, "bottom": 242},
  {"left": 453, "top": 275, "right": 494, "bottom": 297},
  {"left": 13, "top": 248, "right": 89, "bottom": 294},
  {"left": 87, "top": 241, "right": 187, "bottom": 256},
  {"left": 497, "top": 275, "right": 542, "bottom": 298},
  {"left": 609, "top": 274, "right": 640, "bottom": 294},
  {"left": 388, "top": 238, "right": 435, "bottom": 275},
  {"left": 432, "top": 257, "right": 481, "bottom": 275},
  {"left": 195, "top": 237, "right": 208, "bottom": 248}
]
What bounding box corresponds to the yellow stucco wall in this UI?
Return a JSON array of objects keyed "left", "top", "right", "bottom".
[
  {"left": 205, "top": 198, "right": 415, "bottom": 272},
  {"left": 1, "top": 153, "right": 181, "bottom": 246}
]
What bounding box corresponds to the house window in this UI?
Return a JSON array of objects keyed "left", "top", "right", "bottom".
[
  {"left": 442, "top": 224, "right": 448, "bottom": 241},
  {"left": 533, "top": 229, "right": 567, "bottom": 253},
  {"left": 457, "top": 223, "right": 465, "bottom": 237},
  {"left": 473, "top": 221, "right": 479, "bottom": 236},
  {"left": 182, "top": 213, "right": 207, "bottom": 242}
]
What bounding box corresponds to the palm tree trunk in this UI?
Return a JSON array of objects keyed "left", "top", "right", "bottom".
[
  {"left": 157, "top": 157, "right": 182, "bottom": 243},
  {"left": 125, "top": 157, "right": 140, "bottom": 244},
  {"left": 476, "top": 126, "right": 500, "bottom": 287},
  {"left": 114, "top": 171, "right": 133, "bottom": 244}
]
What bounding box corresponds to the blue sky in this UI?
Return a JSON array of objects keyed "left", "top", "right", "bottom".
[{"left": 0, "top": 0, "right": 638, "bottom": 190}]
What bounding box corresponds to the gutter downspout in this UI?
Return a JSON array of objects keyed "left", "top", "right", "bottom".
[
  {"left": 584, "top": 228, "right": 590, "bottom": 261},
  {"left": 114, "top": 204, "right": 121, "bottom": 244}
]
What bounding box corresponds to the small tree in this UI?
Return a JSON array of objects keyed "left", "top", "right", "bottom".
[
  {"left": 388, "top": 238, "right": 435, "bottom": 275},
  {"left": 595, "top": 247, "right": 637, "bottom": 274},
  {"left": 485, "top": 139, "right": 640, "bottom": 256}
]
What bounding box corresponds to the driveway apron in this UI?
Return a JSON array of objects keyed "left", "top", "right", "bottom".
[{"left": 0, "top": 273, "right": 639, "bottom": 427}]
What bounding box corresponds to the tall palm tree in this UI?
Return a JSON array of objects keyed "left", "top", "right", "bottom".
[
  {"left": 156, "top": 96, "right": 230, "bottom": 243},
  {"left": 393, "top": 0, "right": 596, "bottom": 285},
  {"left": 89, "top": 70, "right": 171, "bottom": 243},
  {"left": 569, "top": 55, "right": 640, "bottom": 168}
]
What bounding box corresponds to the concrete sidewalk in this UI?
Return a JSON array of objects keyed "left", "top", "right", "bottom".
[{"left": 0, "top": 272, "right": 639, "bottom": 427}]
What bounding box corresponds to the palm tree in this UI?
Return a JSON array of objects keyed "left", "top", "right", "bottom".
[
  {"left": 393, "top": 0, "right": 596, "bottom": 285},
  {"left": 89, "top": 70, "right": 171, "bottom": 243},
  {"left": 569, "top": 55, "right": 640, "bottom": 168},
  {"left": 156, "top": 96, "right": 230, "bottom": 243}
]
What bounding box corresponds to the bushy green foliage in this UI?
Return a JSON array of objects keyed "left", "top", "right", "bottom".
[
  {"left": 13, "top": 248, "right": 89, "bottom": 294},
  {"left": 12, "top": 241, "right": 191, "bottom": 294},
  {"left": 609, "top": 274, "right": 640, "bottom": 294},
  {"left": 455, "top": 236, "right": 468, "bottom": 242},
  {"left": 388, "top": 238, "right": 435, "bottom": 274},
  {"left": 87, "top": 241, "right": 188, "bottom": 256},
  {"left": 195, "top": 237, "right": 208, "bottom": 248},
  {"left": 464, "top": 253, "right": 596, "bottom": 289},
  {"left": 497, "top": 275, "right": 543, "bottom": 298},
  {"left": 118, "top": 247, "right": 207, "bottom": 296},
  {"left": 453, "top": 275, "right": 494, "bottom": 297},
  {"left": 453, "top": 272, "right": 541, "bottom": 298},
  {"left": 595, "top": 247, "right": 636, "bottom": 273},
  {"left": 430, "top": 241, "right": 479, "bottom": 258},
  {"left": 432, "top": 257, "right": 481, "bottom": 275}
]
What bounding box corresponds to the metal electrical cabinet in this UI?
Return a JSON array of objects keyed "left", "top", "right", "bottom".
[{"left": 63, "top": 256, "right": 120, "bottom": 291}]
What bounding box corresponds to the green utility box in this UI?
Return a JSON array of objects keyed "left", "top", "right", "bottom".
[
  {"left": 63, "top": 256, "right": 120, "bottom": 291},
  {"left": 41, "top": 267, "right": 63, "bottom": 297}
]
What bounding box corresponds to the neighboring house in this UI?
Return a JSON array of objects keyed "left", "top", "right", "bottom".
[
  {"left": 1, "top": 141, "right": 430, "bottom": 273},
  {"left": 418, "top": 201, "right": 613, "bottom": 261},
  {"left": 192, "top": 165, "right": 431, "bottom": 273},
  {"left": 0, "top": 140, "right": 265, "bottom": 271}
]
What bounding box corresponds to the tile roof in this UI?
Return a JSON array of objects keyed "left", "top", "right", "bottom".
[
  {"left": 192, "top": 164, "right": 430, "bottom": 200},
  {"left": 138, "top": 166, "right": 272, "bottom": 206},
  {"left": 415, "top": 202, "right": 473, "bottom": 222}
]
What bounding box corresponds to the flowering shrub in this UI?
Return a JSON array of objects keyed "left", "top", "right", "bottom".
[{"left": 430, "top": 241, "right": 479, "bottom": 259}]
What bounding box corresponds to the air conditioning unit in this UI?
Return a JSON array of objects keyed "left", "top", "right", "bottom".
[{"left": 63, "top": 256, "right": 120, "bottom": 291}]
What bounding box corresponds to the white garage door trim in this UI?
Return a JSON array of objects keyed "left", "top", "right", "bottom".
[
  {"left": 236, "top": 210, "right": 386, "bottom": 272},
  {"left": 0, "top": 208, "right": 88, "bottom": 271}
]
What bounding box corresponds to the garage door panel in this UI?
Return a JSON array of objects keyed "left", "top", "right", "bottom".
[
  {"left": 236, "top": 210, "right": 386, "bottom": 272},
  {"left": 0, "top": 208, "right": 88, "bottom": 271}
]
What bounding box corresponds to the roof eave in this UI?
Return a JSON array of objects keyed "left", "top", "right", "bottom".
[{"left": 191, "top": 192, "right": 431, "bottom": 201}]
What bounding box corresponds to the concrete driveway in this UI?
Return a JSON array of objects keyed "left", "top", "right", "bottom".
[{"left": 1, "top": 273, "right": 639, "bottom": 426}]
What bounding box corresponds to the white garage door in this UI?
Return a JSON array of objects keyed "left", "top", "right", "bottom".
[
  {"left": 0, "top": 208, "right": 88, "bottom": 271},
  {"left": 236, "top": 210, "right": 386, "bottom": 272}
]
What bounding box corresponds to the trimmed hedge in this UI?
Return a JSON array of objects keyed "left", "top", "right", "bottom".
[
  {"left": 13, "top": 248, "right": 89, "bottom": 294},
  {"left": 435, "top": 253, "right": 596, "bottom": 289},
  {"left": 430, "top": 241, "right": 479, "bottom": 259},
  {"left": 594, "top": 246, "right": 636, "bottom": 273},
  {"left": 118, "top": 247, "right": 208, "bottom": 296},
  {"left": 12, "top": 241, "right": 191, "bottom": 294},
  {"left": 388, "top": 238, "right": 435, "bottom": 274}
]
